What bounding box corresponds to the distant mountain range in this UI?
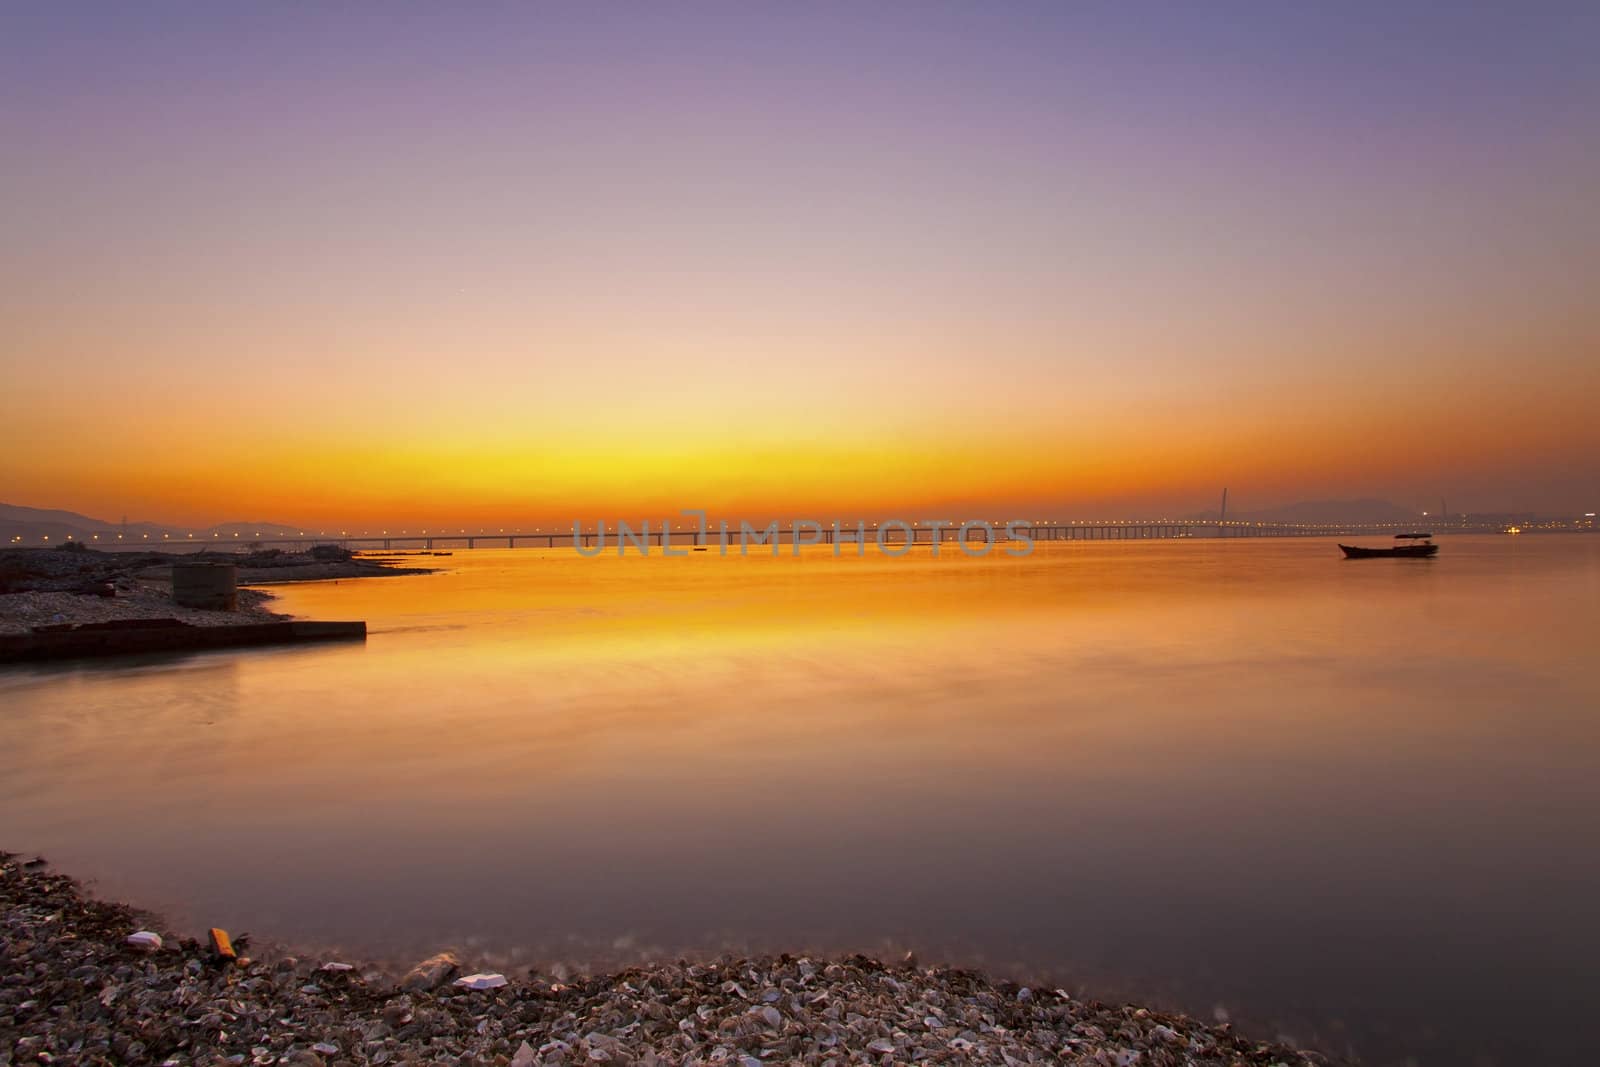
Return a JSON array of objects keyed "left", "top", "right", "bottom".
[
  {"left": 1, "top": 502, "right": 303, "bottom": 546},
  {"left": 1182, "top": 498, "right": 1421, "bottom": 523}
]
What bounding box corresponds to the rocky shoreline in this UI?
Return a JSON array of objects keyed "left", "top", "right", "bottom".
[
  {"left": 0, "top": 587, "right": 285, "bottom": 637},
  {"left": 2, "top": 854, "right": 1332, "bottom": 1066},
  {"left": 0, "top": 547, "right": 431, "bottom": 637}
]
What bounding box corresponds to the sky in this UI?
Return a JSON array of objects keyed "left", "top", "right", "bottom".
[{"left": 2, "top": 2, "right": 1597, "bottom": 526}]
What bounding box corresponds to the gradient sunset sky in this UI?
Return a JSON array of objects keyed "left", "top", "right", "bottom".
[{"left": 3, "top": 2, "right": 1596, "bottom": 526}]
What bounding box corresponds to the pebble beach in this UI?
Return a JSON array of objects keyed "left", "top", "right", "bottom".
[{"left": 1, "top": 853, "right": 1331, "bottom": 1066}]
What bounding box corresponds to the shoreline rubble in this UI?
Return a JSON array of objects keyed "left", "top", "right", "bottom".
[
  {"left": 0, "top": 544, "right": 431, "bottom": 634},
  {"left": 2, "top": 853, "right": 1334, "bottom": 1066},
  {"left": 0, "top": 546, "right": 422, "bottom": 661},
  {"left": 0, "top": 587, "right": 286, "bottom": 636}
]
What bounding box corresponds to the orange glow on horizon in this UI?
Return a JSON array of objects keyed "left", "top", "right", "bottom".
[
  {"left": 3, "top": 8, "right": 1596, "bottom": 526},
  {"left": 6, "top": 356, "right": 1594, "bottom": 529}
]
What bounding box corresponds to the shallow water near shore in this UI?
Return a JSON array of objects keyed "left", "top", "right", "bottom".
[{"left": 3, "top": 536, "right": 1597, "bottom": 1065}]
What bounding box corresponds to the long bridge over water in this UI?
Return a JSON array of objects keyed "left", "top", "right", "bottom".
[{"left": 59, "top": 518, "right": 1485, "bottom": 552}]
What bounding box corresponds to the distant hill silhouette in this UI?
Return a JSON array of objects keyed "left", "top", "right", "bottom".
[
  {"left": 1, "top": 502, "right": 302, "bottom": 545},
  {"left": 1184, "top": 498, "right": 1421, "bottom": 523}
]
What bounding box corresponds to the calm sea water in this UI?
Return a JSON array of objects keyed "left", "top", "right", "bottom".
[{"left": 2, "top": 536, "right": 1597, "bottom": 1065}]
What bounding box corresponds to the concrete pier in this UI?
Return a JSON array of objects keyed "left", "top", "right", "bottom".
[{"left": 0, "top": 619, "right": 367, "bottom": 664}]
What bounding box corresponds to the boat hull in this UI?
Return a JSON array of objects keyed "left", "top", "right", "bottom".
[{"left": 1339, "top": 543, "right": 1438, "bottom": 559}]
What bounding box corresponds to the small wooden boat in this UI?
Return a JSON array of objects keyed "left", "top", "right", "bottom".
[{"left": 1339, "top": 533, "right": 1438, "bottom": 559}]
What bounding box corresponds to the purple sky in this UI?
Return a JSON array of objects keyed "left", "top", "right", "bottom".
[{"left": 2, "top": 3, "right": 1597, "bottom": 523}]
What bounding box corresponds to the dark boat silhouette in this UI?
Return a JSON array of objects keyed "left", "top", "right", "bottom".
[{"left": 1339, "top": 533, "right": 1438, "bottom": 559}]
